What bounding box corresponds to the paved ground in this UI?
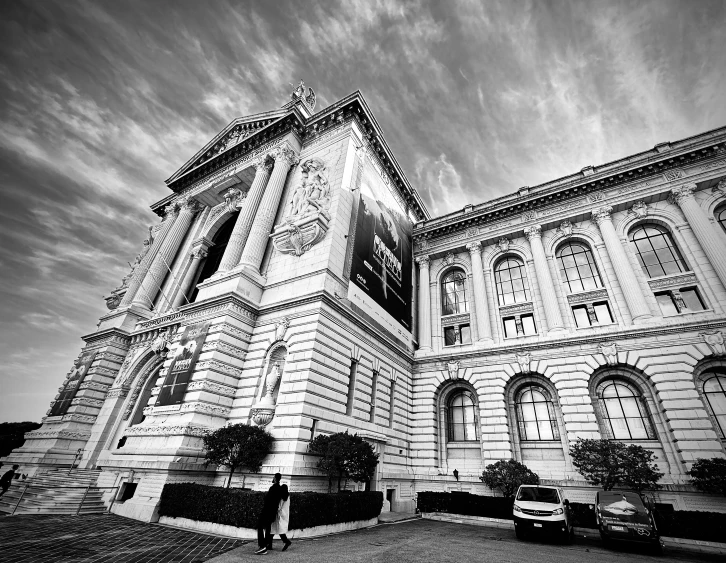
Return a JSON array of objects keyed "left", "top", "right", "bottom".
[
  {"left": 210, "top": 519, "right": 719, "bottom": 563},
  {"left": 0, "top": 514, "right": 245, "bottom": 563}
]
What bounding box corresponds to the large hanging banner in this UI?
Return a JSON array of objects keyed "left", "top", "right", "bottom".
[
  {"left": 156, "top": 322, "right": 209, "bottom": 406},
  {"left": 49, "top": 350, "right": 98, "bottom": 417},
  {"left": 348, "top": 158, "right": 413, "bottom": 335}
]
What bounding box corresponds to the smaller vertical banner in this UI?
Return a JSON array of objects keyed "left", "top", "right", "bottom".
[
  {"left": 49, "top": 350, "right": 98, "bottom": 417},
  {"left": 156, "top": 322, "right": 209, "bottom": 406}
]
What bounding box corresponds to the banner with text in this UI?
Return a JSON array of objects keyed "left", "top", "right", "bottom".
[
  {"left": 156, "top": 322, "right": 209, "bottom": 406},
  {"left": 49, "top": 350, "right": 98, "bottom": 417},
  {"left": 348, "top": 159, "right": 413, "bottom": 335}
]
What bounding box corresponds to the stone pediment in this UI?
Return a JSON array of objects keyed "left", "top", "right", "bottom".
[{"left": 166, "top": 110, "right": 288, "bottom": 184}]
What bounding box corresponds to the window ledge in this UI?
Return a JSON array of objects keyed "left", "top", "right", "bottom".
[
  {"left": 447, "top": 441, "right": 481, "bottom": 448},
  {"left": 574, "top": 322, "right": 617, "bottom": 331},
  {"left": 443, "top": 342, "right": 473, "bottom": 349},
  {"left": 660, "top": 308, "right": 713, "bottom": 319}
]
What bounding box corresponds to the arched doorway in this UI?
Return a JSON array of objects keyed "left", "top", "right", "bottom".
[{"left": 187, "top": 211, "right": 238, "bottom": 303}]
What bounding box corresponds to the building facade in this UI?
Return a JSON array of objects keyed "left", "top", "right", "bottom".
[{"left": 6, "top": 86, "right": 726, "bottom": 519}]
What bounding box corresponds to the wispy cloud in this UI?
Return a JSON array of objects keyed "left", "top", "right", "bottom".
[{"left": 0, "top": 0, "right": 725, "bottom": 421}]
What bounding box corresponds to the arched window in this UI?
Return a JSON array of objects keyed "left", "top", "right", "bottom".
[
  {"left": 718, "top": 208, "right": 726, "bottom": 235},
  {"left": 703, "top": 375, "right": 726, "bottom": 438},
  {"left": 629, "top": 224, "right": 686, "bottom": 278},
  {"left": 447, "top": 390, "right": 477, "bottom": 441},
  {"left": 494, "top": 257, "right": 531, "bottom": 305},
  {"left": 515, "top": 385, "right": 560, "bottom": 441},
  {"left": 441, "top": 270, "right": 468, "bottom": 315},
  {"left": 557, "top": 242, "right": 602, "bottom": 293},
  {"left": 596, "top": 380, "right": 656, "bottom": 440}
]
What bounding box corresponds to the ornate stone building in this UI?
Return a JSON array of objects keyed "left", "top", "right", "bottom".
[{"left": 5, "top": 85, "right": 726, "bottom": 519}]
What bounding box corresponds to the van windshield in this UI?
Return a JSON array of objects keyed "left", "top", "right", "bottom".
[{"left": 516, "top": 487, "right": 560, "bottom": 504}]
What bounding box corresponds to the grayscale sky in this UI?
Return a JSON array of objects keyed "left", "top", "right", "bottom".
[{"left": 1, "top": 0, "right": 725, "bottom": 422}]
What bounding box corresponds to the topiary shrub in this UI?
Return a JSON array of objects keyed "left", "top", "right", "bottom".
[
  {"left": 159, "top": 483, "right": 383, "bottom": 530},
  {"left": 480, "top": 459, "right": 539, "bottom": 497}
]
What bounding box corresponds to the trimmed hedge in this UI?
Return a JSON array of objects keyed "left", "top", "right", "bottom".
[
  {"left": 158, "top": 483, "right": 383, "bottom": 530},
  {"left": 653, "top": 510, "right": 726, "bottom": 543},
  {"left": 417, "top": 491, "right": 514, "bottom": 519}
]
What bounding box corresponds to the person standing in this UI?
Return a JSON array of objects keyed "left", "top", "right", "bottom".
[
  {"left": 0, "top": 464, "right": 20, "bottom": 497},
  {"left": 255, "top": 473, "right": 282, "bottom": 555},
  {"left": 269, "top": 484, "right": 292, "bottom": 551}
]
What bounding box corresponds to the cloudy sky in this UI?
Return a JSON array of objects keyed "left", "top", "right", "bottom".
[{"left": 1, "top": 0, "right": 725, "bottom": 423}]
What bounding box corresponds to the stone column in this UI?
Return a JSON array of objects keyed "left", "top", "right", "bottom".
[
  {"left": 524, "top": 225, "right": 566, "bottom": 333},
  {"left": 466, "top": 241, "right": 493, "bottom": 343},
  {"left": 416, "top": 255, "right": 432, "bottom": 351},
  {"left": 671, "top": 183, "right": 726, "bottom": 288},
  {"left": 133, "top": 197, "right": 200, "bottom": 310},
  {"left": 238, "top": 145, "right": 299, "bottom": 273},
  {"left": 592, "top": 206, "right": 652, "bottom": 323},
  {"left": 216, "top": 158, "right": 273, "bottom": 273},
  {"left": 170, "top": 245, "right": 209, "bottom": 310},
  {"left": 119, "top": 204, "right": 177, "bottom": 307}
]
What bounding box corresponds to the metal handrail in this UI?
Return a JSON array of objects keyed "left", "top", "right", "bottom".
[{"left": 7, "top": 485, "right": 120, "bottom": 516}]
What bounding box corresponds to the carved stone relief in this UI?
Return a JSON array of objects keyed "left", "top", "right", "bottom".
[
  {"left": 447, "top": 360, "right": 460, "bottom": 380},
  {"left": 516, "top": 352, "right": 531, "bottom": 375},
  {"left": 701, "top": 331, "right": 725, "bottom": 356},
  {"left": 598, "top": 342, "right": 618, "bottom": 366}
]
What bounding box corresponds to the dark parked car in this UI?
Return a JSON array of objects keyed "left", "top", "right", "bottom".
[{"left": 595, "top": 490, "right": 662, "bottom": 554}]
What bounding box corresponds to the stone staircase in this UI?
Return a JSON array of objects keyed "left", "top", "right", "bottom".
[{"left": 0, "top": 468, "right": 108, "bottom": 515}]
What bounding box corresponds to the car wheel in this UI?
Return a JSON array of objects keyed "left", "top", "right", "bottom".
[
  {"left": 515, "top": 526, "right": 525, "bottom": 540},
  {"left": 599, "top": 532, "right": 610, "bottom": 549}
]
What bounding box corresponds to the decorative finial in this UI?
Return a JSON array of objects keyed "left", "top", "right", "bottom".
[{"left": 290, "top": 80, "right": 316, "bottom": 111}]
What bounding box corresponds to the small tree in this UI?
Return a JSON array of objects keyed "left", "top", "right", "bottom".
[
  {"left": 687, "top": 457, "right": 726, "bottom": 496},
  {"left": 309, "top": 432, "right": 379, "bottom": 491},
  {"left": 569, "top": 439, "right": 663, "bottom": 494},
  {"left": 202, "top": 423, "right": 273, "bottom": 488},
  {"left": 480, "top": 459, "right": 539, "bottom": 497}
]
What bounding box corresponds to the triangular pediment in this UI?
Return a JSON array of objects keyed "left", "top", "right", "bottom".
[{"left": 166, "top": 108, "right": 289, "bottom": 185}]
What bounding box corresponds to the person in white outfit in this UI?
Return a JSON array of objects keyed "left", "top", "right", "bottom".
[{"left": 269, "top": 484, "right": 292, "bottom": 551}]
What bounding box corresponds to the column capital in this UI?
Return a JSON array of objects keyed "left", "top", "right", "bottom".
[
  {"left": 177, "top": 195, "right": 202, "bottom": 214},
  {"left": 252, "top": 156, "right": 274, "bottom": 173},
  {"left": 415, "top": 255, "right": 430, "bottom": 268},
  {"left": 191, "top": 247, "right": 208, "bottom": 260},
  {"left": 162, "top": 202, "right": 179, "bottom": 220},
  {"left": 670, "top": 183, "right": 697, "bottom": 205},
  {"left": 270, "top": 144, "right": 299, "bottom": 168},
  {"left": 523, "top": 224, "right": 542, "bottom": 241},
  {"left": 591, "top": 205, "right": 613, "bottom": 226},
  {"left": 466, "top": 241, "right": 482, "bottom": 255}
]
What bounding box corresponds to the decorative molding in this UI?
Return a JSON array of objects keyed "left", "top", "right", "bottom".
[
  {"left": 441, "top": 313, "right": 470, "bottom": 327},
  {"left": 647, "top": 273, "right": 697, "bottom": 290},
  {"left": 186, "top": 380, "right": 237, "bottom": 398},
  {"left": 466, "top": 241, "right": 482, "bottom": 254},
  {"left": 523, "top": 225, "right": 542, "bottom": 240},
  {"left": 591, "top": 206, "right": 613, "bottom": 225},
  {"left": 598, "top": 342, "right": 618, "bottom": 366},
  {"left": 202, "top": 339, "right": 247, "bottom": 359},
  {"left": 498, "top": 302, "right": 534, "bottom": 316},
  {"left": 78, "top": 381, "right": 110, "bottom": 393},
  {"left": 443, "top": 252, "right": 455, "bottom": 266},
  {"left": 669, "top": 183, "right": 696, "bottom": 206},
  {"left": 587, "top": 191, "right": 605, "bottom": 203},
  {"left": 271, "top": 211, "right": 329, "bottom": 257},
  {"left": 25, "top": 429, "right": 91, "bottom": 441},
  {"left": 566, "top": 289, "right": 609, "bottom": 304},
  {"left": 515, "top": 352, "right": 531, "bottom": 375},
  {"left": 61, "top": 413, "right": 96, "bottom": 424},
  {"left": 123, "top": 424, "right": 211, "bottom": 438},
  {"left": 195, "top": 359, "right": 244, "bottom": 379},
  {"left": 521, "top": 210, "right": 537, "bottom": 223},
  {"left": 273, "top": 317, "right": 291, "bottom": 342},
  {"left": 701, "top": 331, "right": 725, "bottom": 356},
  {"left": 70, "top": 397, "right": 104, "bottom": 408},
  {"left": 495, "top": 238, "right": 510, "bottom": 254},
  {"left": 663, "top": 168, "right": 686, "bottom": 182},
  {"left": 416, "top": 255, "right": 430, "bottom": 267},
  {"left": 106, "top": 388, "right": 129, "bottom": 399}
]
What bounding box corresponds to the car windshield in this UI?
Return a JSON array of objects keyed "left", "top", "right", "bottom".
[{"left": 516, "top": 487, "right": 560, "bottom": 504}]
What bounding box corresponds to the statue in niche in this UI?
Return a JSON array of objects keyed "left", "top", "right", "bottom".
[{"left": 287, "top": 158, "right": 330, "bottom": 222}]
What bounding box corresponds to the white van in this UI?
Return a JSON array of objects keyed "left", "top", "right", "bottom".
[{"left": 512, "top": 484, "right": 573, "bottom": 543}]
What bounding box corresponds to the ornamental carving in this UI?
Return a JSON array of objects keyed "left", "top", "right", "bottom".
[
  {"left": 496, "top": 238, "right": 510, "bottom": 254},
  {"left": 516, "top": 352, "right": 531, "bottom": 375},
  {"left": 416, "top": 255, "right": 430, "bottom": 267},
  {"left": 291, "top": 79, "right": 316, "bottom": 110},
  {"left": 252, "top": 363, "right": 283, "bottom": 427},
  {"left": 274, "top": 317, "right": 291, "bottom": 342},
  {"left": 591, "top": 206, "right": 613, "bottom": 225},
  {"left": 663, "top": 168, "right": 686, "bottom": 182},
  {"left": 271, "top": 158, "right": 330, "bottom": 257},
  {"left": 588, "top": 191, "right": 605, "bottom": 203},
  {"left": 647, "top": 273, "right": 697, "bottom": 290},
  {"left": 150, "top": 327, "right": 176, "bottom": 359},
  {"left": 123, "top": 424, "right": 211, "bottom": 438},
  {"left": 522, "top": 210, "right": 537, "bottom": 222},
  {"left": 567, "top": 289, "right": 608, "bottom": 304},
  {"left": 447, "top": 360, "right": 460, "bottom": 380},
  {"left": 557, "top": 220, "right": 573, "bottom": 238},
  {"left": 466, "top": 241, "right": 482, "bottom": 254},
  {"left": 669, "top": 184, "right": 696, "bottom": 206},
  {"left": 523, "top": 225, "right": 542, "bottom": 240},
  {"left": 630, "top": 201, "right": 648, "bottom": 218},
  {"left": 222, "top": 186, "right": 245, "bottom": 212},
  {"left": 499, "top": 302, "right": 534, "bottom": 315},
  {"left": 443, "top": 252, "right": 455, "bottom": 266},
  {"left": 187, "top": 380, "right": 236, "bottom": 397},
  {"left": 714, "top": 179, "right": 726, "bottom": 195},
  {"left": 598, "top": 342, "right": 618, "bottom": 366},
  {"left": 466, "top": 227, "right": 478, "bottom": 237},
  {"left": 701, "top": 331, "right": 725, "bottom": 356}
]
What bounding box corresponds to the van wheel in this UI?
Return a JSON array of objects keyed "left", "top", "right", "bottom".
[
  {"left": 562, "top": 527, "right": 573, "bottom": 545},
  {"left": 515, "top": 526, "right": 525, "bottom": 540}
]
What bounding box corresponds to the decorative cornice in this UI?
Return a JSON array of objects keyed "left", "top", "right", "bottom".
[
  {"left": 567, "top": 289, "right": 609, "bottom": 304},
  {"left": 186, "top": 380, "right": 237, "bottom": 398},
  {"left": 498, "top": 302, "right": 534, "bottom": 316},
  {"left": 25, "top": 429, "right": 91, "bottom": 441},
  {"left": 647, "top": 273, "right": 698, "bottom": 290},
  {"left": 124, "top": 424, "right": 211, "bottom": 438},
  {"left": 441, "top": 313, "right": 470, "bottom": 326}
]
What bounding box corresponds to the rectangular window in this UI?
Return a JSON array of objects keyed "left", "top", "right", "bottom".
[
  {"left": 593, "top": 301, "right": 613, "bottom": 324},
  {"left": 346, "top": 360, "right": 358, "bottom": 416},
  {"left": 369, "top": 371, "right": 378, "bottom": 423},
  {"left": 459, "top": 324, "right": 471, "bottom": 344},
  {"left": 444, "top": 326, "right": 457, "bottom": 346},
  {"left": 679, "top": 287, "right": 706, "bottom": 311},
  {"left": 655, "top": 291, "right": 679, "bottom": 316},
  {"left": 572, "top": 305, "right": 591, "bottom": 327},
  {"left": 520, "top": 314, "right": 537, "bottom": 336},
  {"left": 503, "top": 317, "right": 517, "bottom": 338}
]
